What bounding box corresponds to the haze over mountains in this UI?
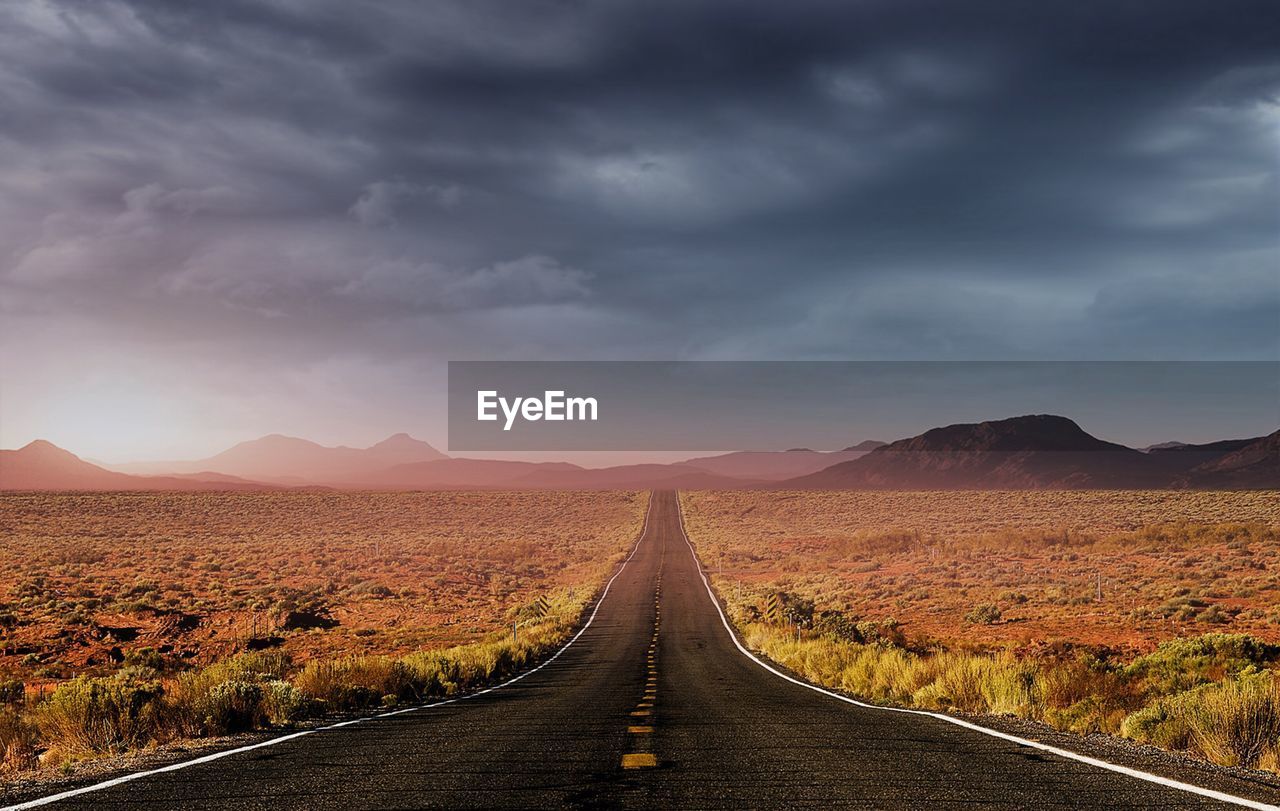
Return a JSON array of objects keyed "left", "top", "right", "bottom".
[
  {"left": 790, "top": 415, "right": 1277, "bottom": 490},
  {"left": 110, "top": 433, "right": 448, "bottom": 484},
  {"left": 672, "top": 444, "right": 884, "bottom": 481},
  {"left": 0, "top": 441, "right": 277, "bottom": 491},
  {"left": 2, "top": 416, "right": 1275, "bottom": 491}
]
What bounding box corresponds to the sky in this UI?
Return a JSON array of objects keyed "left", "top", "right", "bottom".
[{"left": 0, "top": 0, "right": 1277, "bottom": 462}]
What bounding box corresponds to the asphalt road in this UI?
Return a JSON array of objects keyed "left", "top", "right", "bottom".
[{"left": 14, "top": 491, "right": 1280, "bottom": 809}]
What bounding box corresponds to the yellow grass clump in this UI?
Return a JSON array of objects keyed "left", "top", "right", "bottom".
[{"left": 682, "top": 489, "right": 1280, "bottom": 774}]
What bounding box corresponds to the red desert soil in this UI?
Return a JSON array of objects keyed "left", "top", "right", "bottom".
[
  {"left": 0, "top": 491, "right": 645, "bottom": 686},
  {"left": 680, "top": 490, "right": 1280, "bottom": 652}
]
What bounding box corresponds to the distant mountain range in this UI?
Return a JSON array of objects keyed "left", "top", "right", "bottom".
[
  {"left": 0, "top": 441, "right": 279, "bottom": 491},
  {"left": 676, "top": 443, "right": 883, "bottom": 481},
  {"left": 788, "top": 415, "right": 1278, "bottom": 490},
  {"left": 2, "top": 416, "right": 1275, "bottom": 491},
  {"left": 108, "top": 432, "right": 448, "bottom": 484}
]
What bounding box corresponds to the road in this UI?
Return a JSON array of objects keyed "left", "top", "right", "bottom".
[{"left": 12, "top": 491, "right": 1280, "bottom": 809}]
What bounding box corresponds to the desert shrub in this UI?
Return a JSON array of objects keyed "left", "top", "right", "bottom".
[
  {"left": 34, "top": 674, "right": 164, "bottom": 757},
  {"left": 1121, "top": 700, "right": 1193, "bottom": 751},
  {"left": 978, "top": 657, "right": 1041, "bottom": 717},
  {"left": 123, "top": 648, "right": 165, "bottom": 671},
  {"left": 348, "top": 581, "right": 393, "bottom": 598},
  {"left": 166, "top": 651, "right": 294, "bottom": 736},
  {"left": 261, "top": 680, "right": 313, "bottom": 725},
  {"left": 400, "top": 652, "right": 452, "bottom": 696},
  {"left": 748, "top": 613, "right": 1280, "bottom": 772},
  {"left": 1039, "top": 649, "right": 1131, "bottom": 711},
  {"left": 911, "top": 653, "right": 988, "bottom": 713},
  {"left": 198, "top": 681, "right": 265, "bottom": 735},
  {"left": 0, "top": 490, "right": 639, "bottom": 776},
  {"left": 855, "top": 617, "right": 905, "bottom": 647},
  {"left": 964, "top": 604, "right": 1001, "bottom": 625},
  {"left": 0, "top": 679, "right": 24, "bottom": 705},
  {"left": 0, "top": 707, "right": 39, "bottom": 773},
  {"left": 211, "top": 650, "right": 293, "bottom": 683},
  {"left": 1176, "top": 673, "right": 1280, "bottom": 769},
  {"left": 1125, "top": 634, "right": 1280, "bottom": 698},
  {"left": 909, "top": 653, "right": 1037, "bottom": 716},
  {"left": 293, "top": 657, "right": 413, "bottom": 710},
  {"left": 1199, "top": 604, "right": 1233, "bottom": 625},
  {"left": 1044, "top": 694, "right": 1126, "bottom": 735},
  {"left": 813, "top": 610, "right": 860, "bottom": 642}
]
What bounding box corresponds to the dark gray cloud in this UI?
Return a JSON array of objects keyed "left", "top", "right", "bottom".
[{"left": 1, "top": 0, "right": 1277, "bottom": 456}]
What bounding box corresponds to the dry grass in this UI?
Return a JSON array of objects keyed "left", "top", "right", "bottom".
[
  {"left": 0, "top": 491, "right": 644, "bottom": 683},
  {"left": 681, "top": 489, "right": 1280, "bottom": 773},
  {"left": 681, "top": 490, "right": 1280, "bottom": 649},
  {"left": 0, "top": 490, "right": 644, "bottom": 775},
  {"left": 2, "top": 589, "right": 598, "bottom": 770}
]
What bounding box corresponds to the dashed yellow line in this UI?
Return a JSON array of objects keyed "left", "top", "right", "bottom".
[
  {"left": 622, "top": 753, "right": 657, "bottom": 769},
  {"left": 623, "top": 583, "right": 663, "bottom": 772}
]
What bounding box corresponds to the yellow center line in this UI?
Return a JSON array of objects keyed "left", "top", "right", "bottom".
[
  {"left": 621, "top": 753, "right": 657, "bottom": 769},
  {"left": 628, "top": 725, "right": 653, "bottom": 734}
]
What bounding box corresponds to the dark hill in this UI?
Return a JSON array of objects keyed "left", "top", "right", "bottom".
[
  {"left": 1181, "top": 430, "right": 1280, "bottom": 489},
  {"left": 785, "top": 415, "right": 1167, "bottom": 489}
]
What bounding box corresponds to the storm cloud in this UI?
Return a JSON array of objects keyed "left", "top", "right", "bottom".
[{"left": 1, "top": 0, "right": 1277, "bottom": 457}]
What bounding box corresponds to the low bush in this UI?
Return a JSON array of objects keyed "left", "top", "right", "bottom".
[
  {"left": 293, "top": 657, "right": 412, "bottom": 710},
  {"left": 0, "top": 678, "right": 24, "bottom": 705},
  {"left": 261, "top": 680, "right": 312, "bottom": 726},
  {"left": 743, "top": 619, "right": 1280, "bottom": 774},
  {"left": 33, "top": 674, "right": 165, "bottom": 759},
  {"left": 1, "top": 584, "right": 595, "bottom": 775},
  {"left": 964, "top": 604, "right": 1001, "bottom": 625},
  {"left": 1124, "top": 634, "right": 1280, "bottom": 698},
  {"left": 1, "top": 707, "right": 39, "bottom": 773},
  {"left": 1177, "top": 674, "right": 1280, "bottom": 769}
]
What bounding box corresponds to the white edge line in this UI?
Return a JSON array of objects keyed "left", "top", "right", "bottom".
[
  {"left": 3, "top": 492, "right": 657, "bottom": 811},
  {"left": 672, "top": 492, "right": 1280, "bottom": 811}
]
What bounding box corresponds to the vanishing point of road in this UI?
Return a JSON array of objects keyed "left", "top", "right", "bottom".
[{"left": 10, "top": 491, "right": 1280, "bottom": 810}]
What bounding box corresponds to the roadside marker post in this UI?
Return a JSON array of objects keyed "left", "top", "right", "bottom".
[{"left": 764, "top": 592, "right": 781, "bottom": 624}]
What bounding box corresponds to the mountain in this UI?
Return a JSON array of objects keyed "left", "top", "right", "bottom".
[
  {"left": 785, "top": 415, "right": 1170, "bottom": 490},
  {"left": 12, "top": 421, "right": 1272, "bottom": 492},
  {"left": 0, "top": 441, "right": 274, "bottom": 491},
  {"left": 1181, "top": 431, "right": 1280, "bottom": 489},
  {"left": 1149, "top": 438, "right": 1260, "bottom": 455},
  {"left": 1142, "top": 441, "right": 1188, "bottom": 452},
  {"left": 842, "top": 440, "right": 887, "bottom": 452},
  {"left": 109, "top": 433, "right": 447, "bottom": 485},
  {"left": 680, "top": 447, "right": 878, "bottom": 481},
  {"left": 1143, "top": 436, "right": 1267, "bottom": 479}
]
